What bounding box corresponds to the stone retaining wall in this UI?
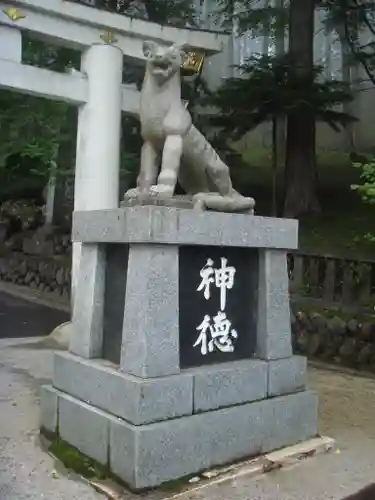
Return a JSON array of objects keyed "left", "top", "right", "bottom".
[
  {"left": 0, "top": 251, "right": 71, "bottom": 299},
  {"left": 292, "top": 309, "right": 375, "bottom": 373}
]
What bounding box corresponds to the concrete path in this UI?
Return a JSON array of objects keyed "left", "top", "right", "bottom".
[
  {"left": 1, "top": 339, "right": 375, "bottom": 499},
  {"left": 0, "top": 291, "right": 69, "bottom": 339}
]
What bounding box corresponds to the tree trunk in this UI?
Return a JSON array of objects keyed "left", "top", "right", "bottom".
[
  {"left": 284, "top": 0, "right": 320, "bottom": 218},
  {"left": 262, "top": 0, "right": 271, "bottom": 56},
  {"left": 275, "top": 0, "right": 286, "bottom": 165},
  {"left": 271, "top": 115, "right": 278, "bottom": 216},
  {"left": 275, "top": 0, "right": 286, "bottom": 213}
]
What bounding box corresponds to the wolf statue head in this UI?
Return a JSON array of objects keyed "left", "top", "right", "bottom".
[{"left": 142, "top": 41, "right": 188, "bottom": 85}]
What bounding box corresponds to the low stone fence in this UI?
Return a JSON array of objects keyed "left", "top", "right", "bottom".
[
  {"left": 288, "top": 251, "right": 375, "bottom": 312},
  {"left": 292, "top": 308, "right": 375, "bottom": 373},
  {"left": 0, "top": 251, "right": 71, "bottom": 299}
]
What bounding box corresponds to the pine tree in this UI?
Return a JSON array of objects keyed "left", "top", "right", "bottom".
[{"left": 206, "top": 0, "right": 364, "bottom": 217}]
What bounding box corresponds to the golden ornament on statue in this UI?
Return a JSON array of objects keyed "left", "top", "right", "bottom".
[
  {"left": 181, "top": 51, "right": 205, "bottom": 74},
  {"left": 3, "top": 7, "right": 25, "bottom": 21}
]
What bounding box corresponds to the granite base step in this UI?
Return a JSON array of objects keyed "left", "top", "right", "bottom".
[{"left": 40, "top": 385, "right": 318, "bottom": 490}]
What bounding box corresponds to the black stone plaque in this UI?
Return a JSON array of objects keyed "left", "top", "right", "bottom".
[
  {"left": 179, "top": 245, "right": 258, "bottom": 369},
  {"left": 103, "top": 244, "right": 129, "bottom": 364}
]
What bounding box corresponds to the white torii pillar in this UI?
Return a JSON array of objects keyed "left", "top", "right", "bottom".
[{"left": 72, "top": 43, "right": 123, "bottom": 318}]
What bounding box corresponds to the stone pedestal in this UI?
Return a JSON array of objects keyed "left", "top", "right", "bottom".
[{"left": 40, "top": 206, "right": 318, "bottom": 490}]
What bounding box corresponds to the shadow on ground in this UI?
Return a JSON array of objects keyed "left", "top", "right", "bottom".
[{"left": 0, "top": 292, "right": 69, "bottom": 339}]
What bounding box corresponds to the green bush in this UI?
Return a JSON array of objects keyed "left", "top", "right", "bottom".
[{"left": 352, "top": 157, "right": 375, "bottom": 205}]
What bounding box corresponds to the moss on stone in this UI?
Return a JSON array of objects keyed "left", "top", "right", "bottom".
[
  {"left": 159, "top": 476, "right": 193, "bottom": 493},
  {"left": 295, "top": 302, "right": 375, "bottom": 324},
  {"left": 49, "top": 438, "right": 109, "bottom": 480}
]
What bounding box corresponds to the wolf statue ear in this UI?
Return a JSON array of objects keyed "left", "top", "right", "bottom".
[
  {"left": 143, "top": 40, "right": 157, "bottom": 58},
  {"left": 171, "top": 43, "right": 189, "bottom": 63}
]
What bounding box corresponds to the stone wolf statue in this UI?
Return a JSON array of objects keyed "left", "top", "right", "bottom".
[{"left": 124, "top": 40, "right": 254, "bottom": 213}]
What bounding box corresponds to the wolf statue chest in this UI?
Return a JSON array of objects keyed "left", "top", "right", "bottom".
[{"left": 140, "top": 92, "right": 172, "bottom": 141}]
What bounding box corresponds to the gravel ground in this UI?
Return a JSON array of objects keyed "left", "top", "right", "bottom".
[{"left": 1, "top": 337, "right": 375, "bottom": 500}]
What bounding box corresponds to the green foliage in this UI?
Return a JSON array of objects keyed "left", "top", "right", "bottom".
[
  {"left": 205, "top": 54, "right": 356, "bottom": 142},
  {"left": 351, "top": 155, "right": 375, "bottom": 242},
  {"left": 78, "top": 0, "right": 198, "bottom": 26},
  {"left": 0, "top": 94, "right": 68, "bottom": 170},
  {"left": 352, "top": 157, "right": 375, "bottom": 204},
  {"left": 0, "top": 36, "right": 79, "bottom": 173},
  {"left": 0, "top": 36, "right": 80, "bottom": 200}
]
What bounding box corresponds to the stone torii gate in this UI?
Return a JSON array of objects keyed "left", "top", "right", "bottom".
[{"left": 0, "top": 0, "right": 227, "bottom": 302}]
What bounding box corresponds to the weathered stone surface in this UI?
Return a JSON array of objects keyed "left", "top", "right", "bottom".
[
  {"left": 328, "top": 316, "right": 346, "bottom": 336},
  {"left": 23, "top": 236, "right": 54, "bottom": 257},
  {"left": 294, "top": 328, "right": 309, "bottom": 354},
  {"left": 40, "top": 385, "right": 59, "bottom": 434},
  {"left": 319, "top": 333, "right": 342, "bottom": 361},
  {"left": 56, "top": 268, "right": 65, "bottom": 286},
  {"left": 72, "top": 207, "right": 299, "bottom": 250},
  {"left": 192, "top": 360, "right": 267, "bottom": 412},
  {"left": 307, "top": 333, "right": 322, "bottom": 357},
  {"left": 0, "top": 251, "right": 71, "bottom": 297},
  {"left": 292, "top": 308, "right": 375, "bottom": 373},
  {"left": 347, "top": 318, "right": 359, "bottom": 336},
  {"left": 49, "top": 386, "right": 318, "bottom": 490},
  {"left": 256, "top": 250, "right": 293, "bottom": 360},
  {"left": 261, "top": 391, "right": 318, "bottom": 453},
  {"left": 359, "top": 322, "right": 375, "bottom": 341},
  {"left": 4, "top": 232, "right": 24, "bottom": 251},
  {"left": 70, "top": 243, "right": 106, "bottom": 359},
  {"left": 295, "top": 311, "right": 309, "bottom": 329},
  {"left": 0, "top": 221, "right": 7, "bottom": 243},
  {"left": 110, "top": 390, "right": 318, "bottom": 489},
  {"left": 122, "top": 193, "right": 195, "bottom": 210},
  {"left": 268, "top": 356, "right": 307, "bottom": 397},
  {"left": 48, "top": 322, "right": 72, "bottom": 350},
  {"left": 339, "top": 338, "right": 358, "bottom": 364},
  {"left": 357, "top": 343, "right": 373, "bottom": 367},
  {"left": 58, "top": 392, "right": 110, "bottom": 465},
  {"left": 53, "top": 352, "right": 193, "bottom": 424},
  {"left": 120, "top": 244, "right": 180, "bottom": 378},
  {"left": 110, "top": 399, "right": 262, "bottom": 490},
  {"left": 310, "top": 312, "right": 327, "bottom": 333},
  {"left": 0, "top": 199, "right": 43, "bottom": 232}
]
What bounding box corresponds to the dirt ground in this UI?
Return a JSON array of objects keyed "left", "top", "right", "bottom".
[{"left": 311, "top": 367, "right": 375, "bottom": 440}]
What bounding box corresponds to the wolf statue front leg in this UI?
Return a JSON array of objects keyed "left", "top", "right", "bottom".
[
  {"left": 150, "top": 135, "right": 183, "bottom": 197},
  {"left": 151, "top": 99, "right": 191, "bottom": 198},
  {"left": 137, "top": 141, "right": 158, "bottom": 193}
]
